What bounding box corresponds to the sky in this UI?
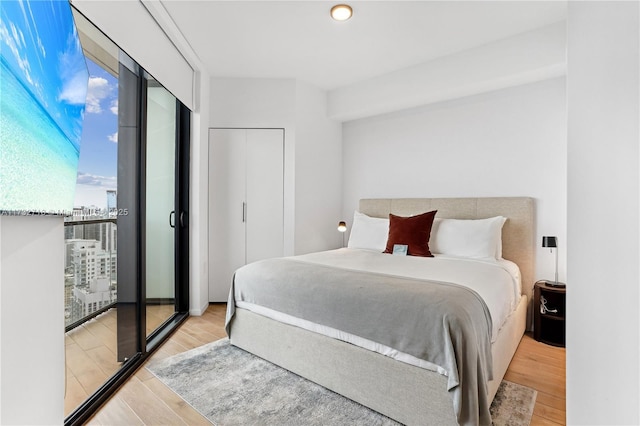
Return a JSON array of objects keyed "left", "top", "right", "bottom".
[
  {"left": 0, "top": 0, "right": 87, "bottom": 150},
  {"left": 73, "top": 58, "right": 118, "bottom": 209},
  {"left": 0, "top": 1, "right": 123, "bottom": 210},
  {"left": 1, "top": 0, "right": 91, "bottom": 213}
]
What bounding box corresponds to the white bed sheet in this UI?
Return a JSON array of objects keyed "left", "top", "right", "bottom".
[{"left": 235, "top": 248, "right": 521, "bottom": 374}]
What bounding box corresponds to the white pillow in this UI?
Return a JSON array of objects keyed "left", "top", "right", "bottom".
[
  {"left": 347, "top": 211, "right": 390, "bottom": 252},
  {"left": 494, "top": 218, "right": 507, "bottom": 258},
  {"left": 430, "top": 216, "right": 506, "bottom": 259}
]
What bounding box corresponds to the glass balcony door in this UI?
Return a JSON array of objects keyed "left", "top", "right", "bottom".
[
  {"left": 65, "top": 8, "right": 190, "bottom": 425},
  {"left": 145, "top": 82, "right": 177, "bottom": 337}
]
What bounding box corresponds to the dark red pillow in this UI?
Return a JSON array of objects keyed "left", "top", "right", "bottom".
[{"left": 383, "top": 210, "right": 437, "bottom": 257}]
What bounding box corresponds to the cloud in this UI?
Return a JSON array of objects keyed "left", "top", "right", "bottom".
[
  {"left": 19, "top": 0, "right": 44, "bottom": 75},
  {"left": 110, "top": 99, "right": 118, "bottom": 115},
  {"left": 58, "top": 71, "right": 88, "bottom": 105},
  {"left": 108, "top": 132, "right": 118, "bottom": 143},
  {"left": 37, "top": 36, "right": 45, "bottom": 57},
  {"left": 76, "top": 172, "right": 117, "bottom": 187},
  {"left": 74, "top": 173, "right": 117, "bottom": 209},
  {"left": 74, "top": 182, "right": 117, "bottom": 209},
  {"left": 10, "top": 21, "right": 22, "bottom": 49},
  {"left": 0, "top": 19, "right": 34, "bottom": 85},
  {"left": 57, "top": 30, "right": 88, "bottom": 106},
  {"left": 18, "top": 27, "right": 25, "bottom": 47},
  {"left": 85, "top": 77, "right": 111, "bottom": 113}
]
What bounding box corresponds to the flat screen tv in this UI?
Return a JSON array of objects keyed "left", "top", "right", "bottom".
[{"left": 0, "top": 0, "right": 88, "bottom": 215}]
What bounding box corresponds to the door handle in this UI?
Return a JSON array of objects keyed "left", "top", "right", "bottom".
[
  {"left": 242, "top": 202, "right": 246, "bottom": 223},
  {"left": 179, "top": 211, "right": 185, "bottom": 228},
  {"left": 169, "top": 211, "right": 175, "bottom": 228}
]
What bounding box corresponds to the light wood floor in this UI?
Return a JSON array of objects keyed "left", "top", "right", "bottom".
[
  {"left": 84, "top": 304, "right": 566, "bottom": 425},
  {"left": 65, "top": 304, "right": 178, "bottom": 416},
  {"left": 506, "top": 333, "right": 566, "bottom": 425}
]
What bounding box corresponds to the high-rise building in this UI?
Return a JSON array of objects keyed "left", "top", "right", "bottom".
[
  {"left": 107, "top": 190, "right": 117, "bottom": 217},
  {"left": 65, "top": 237, "right": 117, "bottom": 322},
  {"left": 73, "top": 277, "right": 115, "bottom": 318}
]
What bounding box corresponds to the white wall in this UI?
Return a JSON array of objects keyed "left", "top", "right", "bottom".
[
  {"left": 190, "top": 70, "right": 211, "bottom": 315},
  {"left": 342, "top": 78, "right": 567, "bottom": 283},
  {"left": 328, "top": 22, "right": 566, "bottom": 122},
  {"left": 295, "top": 81, "right": 343, "bottom": 253},
  {"left": 566, "top": 2, "right": 639, "bottom": 424},
  {"left": 0, "top": 216, "right": 65, "bottom": 425}
]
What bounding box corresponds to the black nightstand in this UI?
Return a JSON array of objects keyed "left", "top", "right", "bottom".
[{"left": 534, "top": 282, "right": 566, "bottom": 347}]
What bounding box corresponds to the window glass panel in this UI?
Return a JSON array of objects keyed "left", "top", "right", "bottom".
[{"left": 145, "top": 81, "right": 177, "bottom": 336}]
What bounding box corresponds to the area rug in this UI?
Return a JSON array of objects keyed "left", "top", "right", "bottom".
[{"left": 147, "top": 338, "right": 537, "bottom": 425}]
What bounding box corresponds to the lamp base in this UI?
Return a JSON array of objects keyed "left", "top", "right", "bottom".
[{"left": 544, "top": 280, "right": 566, "bottom": 288}]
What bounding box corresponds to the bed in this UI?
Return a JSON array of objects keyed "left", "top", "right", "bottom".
[{"left": 225, "top": 197, "right": 534, "bottom": 425}]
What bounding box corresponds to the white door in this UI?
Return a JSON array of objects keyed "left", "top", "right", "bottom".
[
  {"left": 208, "top": 129, "right": 247, "bottom": 302},
  {"left": 246, "top": 129, "right": 284, "bottom": 264},
  {"left": 208, "top": 128, "right": 284, "bottom": 302}
]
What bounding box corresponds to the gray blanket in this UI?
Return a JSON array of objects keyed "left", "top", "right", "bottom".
[{"left": 225, "top": 258, "right": 494, "bottom": 425}]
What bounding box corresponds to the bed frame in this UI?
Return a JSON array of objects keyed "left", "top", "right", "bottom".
[{"left": 229, "top": 197, "right": 534, "bottom": 425}]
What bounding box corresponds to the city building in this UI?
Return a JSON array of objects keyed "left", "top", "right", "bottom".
[
  {"left": 72, "top": 277, "right": 115, "bottom": 319},
  {"left": 65, "top": 234, "right": 117, "bottom": 322}
]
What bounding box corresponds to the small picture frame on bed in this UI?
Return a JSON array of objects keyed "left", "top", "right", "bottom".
[{"left": 392, "top": 244, "right": 408, "bottom": 256}]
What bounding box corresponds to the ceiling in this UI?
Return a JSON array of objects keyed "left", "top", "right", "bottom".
[{"left": 162, "top": 1, "right": 567, "bottom": 90}]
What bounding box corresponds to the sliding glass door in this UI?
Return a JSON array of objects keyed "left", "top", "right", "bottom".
[
  {"left": 116, "top": 67, "right": 190, "bottom": 359},
  {"left": 65, "top": 7, "right": 190, "bottom": 426},
  {"left": 145, "top": 81, "right": 182, "bottom": 339}
]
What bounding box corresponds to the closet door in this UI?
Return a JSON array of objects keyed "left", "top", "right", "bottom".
[
  {"left": 208, "top": 129, "right": 247, "bottom": 302},
  {"left": 246, "top": 129, "right": 284, "bottom": 264},
  {"left": 208, "top": 128, "right": 284, "bottom": 302}
]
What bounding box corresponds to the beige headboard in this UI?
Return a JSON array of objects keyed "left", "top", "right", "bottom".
[{"left": 359, "top": 197, "right": 535, "bottom": 324}]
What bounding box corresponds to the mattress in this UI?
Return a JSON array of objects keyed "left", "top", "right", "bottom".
[{"left": 230, "top": 247, "right": 521, "bottom": 374}]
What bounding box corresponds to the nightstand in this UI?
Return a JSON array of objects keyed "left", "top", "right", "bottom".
[{"left": 533, "top": 282, "right": 566, "bottom": 347}]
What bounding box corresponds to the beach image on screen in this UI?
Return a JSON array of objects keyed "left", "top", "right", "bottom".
[{"left": 0, "top": 0, "right": 88, "bottom": 214}]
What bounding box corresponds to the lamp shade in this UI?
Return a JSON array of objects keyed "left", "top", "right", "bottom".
[
  {"left": 542, "top": 236, "right": 557, "bottom": 248},
  {"left": 337, "top": 221, "right": 347, "bottom": 232}
]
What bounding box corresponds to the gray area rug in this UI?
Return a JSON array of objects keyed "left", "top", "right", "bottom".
[{"left": 147, "top": 338, "right": 536, "bottom": 425}]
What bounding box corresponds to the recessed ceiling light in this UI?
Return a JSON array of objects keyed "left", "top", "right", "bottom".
[{"left": 331, "top": 4, "right": 353, "bottom": 21}]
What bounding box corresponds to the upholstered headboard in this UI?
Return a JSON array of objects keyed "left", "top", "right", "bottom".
[{"left": 359, "top": 197, "right": 535, "bottom": 324}]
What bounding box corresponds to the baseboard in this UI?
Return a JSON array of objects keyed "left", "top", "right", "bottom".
[{"left": 190, "top": 300, "right": 209, "bottom": 316}]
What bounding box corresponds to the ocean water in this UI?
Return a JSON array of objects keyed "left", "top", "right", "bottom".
[{"left": 0, "top": 58, "right": 80, "bottom": 214}]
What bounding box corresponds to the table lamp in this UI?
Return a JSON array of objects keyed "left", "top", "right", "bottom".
[
  {"left": 542, "top": 236, "right": 565, "bottom": 287},
  {"left": 338, "top": 221, "right": 347, "bottom": 247}
]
